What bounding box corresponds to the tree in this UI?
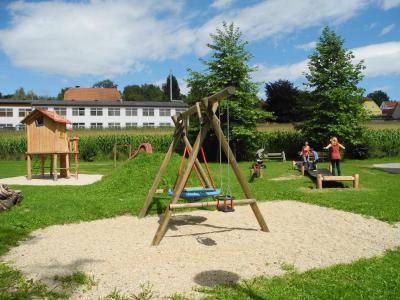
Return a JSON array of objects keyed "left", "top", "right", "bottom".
[
  {"left": 296, "top": 26, "right": 367, "bottom": 151},
  {"left": 263, "top": 80, "right": 300, "bottom": 122},
  {"left": 122, "top": 84, "right": 164, "bottom": 101},
  {"left": 26, "top": 90, "right": 38, "bottom": 100},
  {"left": 12, "top": 88, "right": 26, "bottom": 100},
  {"left": 92, "top": 79, "right": 118, "bottom": 88},
  {"left": 57, "top": 88, "right": 68, "bottom": 100},
  {"left": 162, "top": 74, "right": 181, "bottom": 100},
  {"left": 367, "top": 90, "right": 389, "bottom": 107},
  {"left": 187, "top": 22, "right": 271, "bottom": 159}
]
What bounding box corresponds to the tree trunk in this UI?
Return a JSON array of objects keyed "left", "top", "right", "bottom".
[{"left": 0, "top": 184, "right": 23, "bottom": 212}]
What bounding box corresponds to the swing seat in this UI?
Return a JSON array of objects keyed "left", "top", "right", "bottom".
[{"left": 168, "top": 187, "right": 220, "bottom": 201}]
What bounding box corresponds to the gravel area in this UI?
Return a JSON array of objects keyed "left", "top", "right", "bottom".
[
  {"left": 0, "top": 174, "right": 103, "bottom": 186},
  {"left": 373, "top": 163, "right": 400, "bottom": 174},
  {"left": 2, "top": 200, "right": 400, "bottom": 299}
]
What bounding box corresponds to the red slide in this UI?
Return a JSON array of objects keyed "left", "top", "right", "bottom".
[{"left": 128, "top": 143, "right": 153, "bottom": 160}]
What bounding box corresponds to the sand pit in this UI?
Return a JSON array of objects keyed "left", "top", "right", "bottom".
[
  {"left": 3, "top": 201, "right": 400, "bottom": 299},
  {"left": 373, "top": 163, "right": 400, "bottom": 174},
  {"left": 0, "top": 174, "right": 103, "bottom": 186}
]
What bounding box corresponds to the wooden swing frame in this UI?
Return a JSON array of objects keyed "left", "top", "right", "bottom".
[{"left": 139, "top": 87, "right": 269, "bottom": 246}]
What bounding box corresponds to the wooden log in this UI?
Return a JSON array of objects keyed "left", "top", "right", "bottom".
[
  {"left": 60, "top": 154, "right": 68, "bottom": 178},
  {"left": 301, "top": 164, "right": 305, "bottom": 176},
  {"left": 282, "top": 151, "right": 286, "bottom": 161},
  {"left": 169, "top": 199, "right": 256, "bottom": 209},
  {"left": 353, "top": 174, "right": 359, "bottom": 189},
  {"left": 52, "top": 154, "right": 58, "bottom": 181},
  {"left": 26, "top": 154, "right": 32, "bottom": 180},
  {"left": 139, "top": 129, "right": 183, "bottom": 218},
  {"left": 322, "top": 175, "right": 355, "bottom": 181},
  {"left": 50, "top": 154, "right": 53, "bottom": 176},
  {"left": 206, "top": 108, "right": 269, "bottom": 232},
  {"left": 316, "top": 174, "right": 323, "bottom": 189},
  {"left": 171, "top": 116, "right": 212, "bottom": 188},
  {"left": 208, "top": 86, "right": 235, "bottom": 103},
  {"left": 152, "top": 209, "right": 172, "bottom": 246}
]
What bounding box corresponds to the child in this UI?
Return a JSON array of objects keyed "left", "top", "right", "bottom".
[
  {"left": 299, "top": 141, "right": 311, "bottom": 169},
  {"left": 324, "top": 137, "right": 345, "bottom": 176},
  {"left": 310, "top": 148, "right": 319, "bottom": 170}
]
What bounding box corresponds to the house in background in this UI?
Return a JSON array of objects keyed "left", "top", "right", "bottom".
[
  {"left": 381, "top": 101, "right": 399, "bottom": 119},
  {"left": 361, "top": 98, "right": 381, "bottom": 117},
  {"left": 64, "top": 87, "right": 121, "bottom": 102}
]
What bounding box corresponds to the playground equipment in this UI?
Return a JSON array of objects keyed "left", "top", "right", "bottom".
[
  {"left": 139, "top": 87, "right": 269, "bottom": 246},
  {"left": 21, "top": 109, "right": 79, "bottom": 181},
  {"left": 113, "top": 143, "right": 153, "bottom": 167},
  {"left": 0, "top": 184, "right": 23, "bottom": 212},
  {"left": 292, "top": 160, "right": 359, "bottom": 189},
  {"left": 256, "top": 149, "right": 286, "bottom": 161}
]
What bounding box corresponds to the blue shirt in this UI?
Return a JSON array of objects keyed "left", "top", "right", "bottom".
[{"left": 312, "top": 150, "right": 319, "bottom": 160}]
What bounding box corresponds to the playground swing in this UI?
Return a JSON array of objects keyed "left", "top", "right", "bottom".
[{"left": 138, "top": 87, "right": 269, "bottom": 246}]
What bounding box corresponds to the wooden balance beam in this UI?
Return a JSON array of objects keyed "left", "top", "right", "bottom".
[{"left": 169, "top": 199, "right": 256, "bottom": 209}]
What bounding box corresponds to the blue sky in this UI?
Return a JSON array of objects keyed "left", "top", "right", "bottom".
[{"left": 0, "top": 0, "right": 399, "bottom": 99}]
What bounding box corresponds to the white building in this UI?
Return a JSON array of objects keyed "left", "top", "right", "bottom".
[{"left": 0, "top": 99, "right": 188, "bottom": 130}]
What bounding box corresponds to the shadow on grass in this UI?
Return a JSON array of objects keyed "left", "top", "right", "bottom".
[{"left": 194, "top": 270, "right": 240, "bottom": 287}]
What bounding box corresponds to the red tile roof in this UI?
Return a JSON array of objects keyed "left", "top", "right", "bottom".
[
  {"left": 381, "top": 102, "right": 398, "bottom": 117},
  {"left": 64, "top": 88, "right": 121, "bottom": 101},
  {"left": 21, "top": 109, "right": 71, "bottom": 124}
]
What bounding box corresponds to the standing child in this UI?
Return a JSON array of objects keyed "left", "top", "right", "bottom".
[
  {"left": 310, "top": 148, "right": 319, "bottom": 170},
  {"left": 299, "top": 141, "right": 311, "bottom": 169},
  {"left": 324, "top": 137, "right": 345, "bottom": 176}
]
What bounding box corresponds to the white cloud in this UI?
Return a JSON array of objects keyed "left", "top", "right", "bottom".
[
  {"left": 295, "top": 41, "right": 317, "bottom": 51},
  {"left": 211, "top": 0, "right": 233, "bottom": 10},
  {"left": 254, "top": 41, "right": 400, "bottom": 82},
  {"left": 379, "top": 0, "right": 400, "bottom": 10},
  {"left": 370, "top": 86, "right": 391, "bottom": 92},
  {"left": 0, "top": 0, "right": 194, "bottom": 77},
  {"left": 380, "top": 23, "right": 396, "bottom": 35}
]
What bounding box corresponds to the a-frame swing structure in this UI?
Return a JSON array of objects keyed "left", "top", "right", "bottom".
[{"left": 139, "top": 87, "right": 269, "bottom": 246}]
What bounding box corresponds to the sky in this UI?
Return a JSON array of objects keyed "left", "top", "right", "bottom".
[{"left": 0, "top": 0, "right": 399, "bottom": 99}]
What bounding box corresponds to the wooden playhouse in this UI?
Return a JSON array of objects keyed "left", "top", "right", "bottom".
[{"left": 21, "top": 109, "right": 79, "bottom": 180}]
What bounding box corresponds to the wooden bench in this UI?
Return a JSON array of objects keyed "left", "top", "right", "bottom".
[{"left": 263, "top": 151, "right": 286, "bottom": 161}]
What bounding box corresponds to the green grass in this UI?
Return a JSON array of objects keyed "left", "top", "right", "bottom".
[{"left": 0, "top": 154, "right": 400, "bottom": 299}]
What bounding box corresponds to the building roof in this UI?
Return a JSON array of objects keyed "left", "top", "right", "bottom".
[
  {"left": 64, "top": 87, "right": 121, "bottom": 101},
  {"left": 0, "top": 99, "right": 188, "bottom": 108},
  {"left": 381, "top": 102, "right": 398, "bottom": 117},
  {"left": 380, "top": 101, "right": 398, "bottom": 109},
  {"left": 21, "top": 108, "right": 71, "bottom": 125}
]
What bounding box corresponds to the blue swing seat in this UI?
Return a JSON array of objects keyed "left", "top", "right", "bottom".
[{"left": 167, "top": 187, "right": 221, "bottom": 201}]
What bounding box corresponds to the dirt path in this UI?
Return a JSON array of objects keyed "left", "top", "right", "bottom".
[{"left": 3, "top": 200, "right": 400, "bottom": 299}]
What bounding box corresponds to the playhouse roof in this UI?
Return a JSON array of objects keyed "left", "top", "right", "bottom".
[{"left": 21, "top": 108, "right": 71, "bottom": 125}]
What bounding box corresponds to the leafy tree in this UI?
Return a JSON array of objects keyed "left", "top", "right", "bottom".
[
  {"left": 12, "top": 88, "right": 26, "bottom": 100},
  {"left": 162, "top": 74, "right": 181, "bottom": 100},
  {"left": 296, "top": 26, "right": 367, "bottom": 152},
  {"left": 92, "top": 79, "right": 118, "bottom": 88},
  {"left": 367, "top": 90, "right": 389, "bottom": 107},
  {"left": 187, "top": 22, "right": 271, "bottom": 159},
  {"left": 26, "top": 90, "right": 38, "bottom": 100},
  {"left": 57, "top": 88, "right": 68, "bottom": 100},
  {"left": 122, "top": 84, "right": 164, "bottom": 101},
  {"left": 263, "top": 80, "right": 300, "bottom": 122}
]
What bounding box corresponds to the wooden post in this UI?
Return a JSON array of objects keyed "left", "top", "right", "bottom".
[
  {"left": 152, "top": 122, "right": 210, "bottom": 246},
  {"left": 282, "top": 151, "right": 286, "bottom": 161},
  {"left": 26, "top": 154, "right": 32, "bottom": 180},
  {"left": 113, "top": 144, "right": 117, "bottom": 168},
  {"left": 60, "top": 154, "right": 68, "bottom": 178},
  {"left": 206, "top": 107, "right": 269, "bottom": 233},
  {"left": 171, "top": 116, "right": 212, "bottom": 188},
  {"left": 317, "top": 174, "right": 323, "bottom": 189},
  {"left": 65, "top": 154, "right": 70, "bottom": 178},
  {"left": 139, "top": 128, "right": 183, "bottom": 218},
  {"left": 353, "top": 174, "right": 359, "bottom": 189},
  {"left": 50, "top": 154, "right": 53, "bottom": 177},
  {"left": 52, "top": 154, "right": 58, "bottom": 181},
  {"left": 128, "top": 144, "right": 132, "bottom": 158},
  {"left": 40, "top": 155, "right": 45, "bottom": 178},
  {"left": 301, "top": 164, "right": 305, "bottom": 176}
]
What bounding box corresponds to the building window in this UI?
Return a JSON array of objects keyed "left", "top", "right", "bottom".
[
  {"left": 159, "top": 122, "right": 172, "bottom": 127},
  {"left": 72, "top": 123, "right": 85, "bottom": 129},
  {"left": 0, "top": 108, "right": 13, "bottom": 117},
  {"left": 54, "top": 107, "right": 67, "bottom": 116},
  {"left": 90, "top": 107, "right": 103, "bottom": 116},
  {"left": 0, "top": 123, "right": 13, "bottom": 129},
  {"left": 72, "top": 108, "right": 85, "bottom": 116},
  {"left": 108, "top": 108, "right": 120, "bottom": 116},
  {"left": 90, "top": 123, "right": 103, "bottom": 129},
  {"left": 159, "top": 108, "right": 171, "bottom": 116},
  {"left": 126, "top": 108, "right": 138, "bottom": 116},
  {"left": 143, "top": 108, "right": 154, "bottom": 116},
  {"left": 126, "top": 122, "right": 138, "bottom": 128},
  {"left": 175, "top": 108, "right": 186, "bottom": 115},
  {"left": 18, "top": 108, "right": 31, "bottom": 117},
  {"left": 35, "top": 116, "right": 44, "bottom": 127},
  {"left": 108, "top": 122, "right": 120, "bottom": 128},
  {"left": 143, "top": 122, "right": 155, "bottom": 127}
]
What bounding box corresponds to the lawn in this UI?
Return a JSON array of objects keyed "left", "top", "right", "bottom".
[{"left": 0, "top": 154, "right": 400, "bottom": 299}]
